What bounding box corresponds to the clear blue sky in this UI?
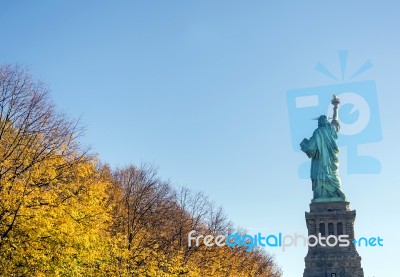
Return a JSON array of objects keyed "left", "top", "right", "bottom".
[{"left": 1, "top": 1, "right": 399, "bottom": 276}]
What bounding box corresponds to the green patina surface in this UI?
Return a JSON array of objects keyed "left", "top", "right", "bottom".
[{"left": 300, "top": 95, "right": 346, "bottom": 202}]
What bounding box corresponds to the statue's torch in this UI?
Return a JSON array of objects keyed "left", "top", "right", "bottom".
[{"left": 331, "top": 94, "right": 340, "bottom": 121}]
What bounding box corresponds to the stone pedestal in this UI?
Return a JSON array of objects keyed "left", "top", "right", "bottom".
[{"left": 303, "top": 201, "right": 364, "bottom": 277}]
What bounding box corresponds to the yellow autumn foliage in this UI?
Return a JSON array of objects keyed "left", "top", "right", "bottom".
[{"left": 0, "top": 65, "right": 282, "bottom": 277}]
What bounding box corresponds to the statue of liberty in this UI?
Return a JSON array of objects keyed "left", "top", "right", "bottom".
[{"left": 300, "top": 95, "right": 346, "bottom": 202}]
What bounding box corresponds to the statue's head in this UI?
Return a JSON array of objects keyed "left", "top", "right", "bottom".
[{"left": 318, "top": 115, "right": 328, "bottom": 127}]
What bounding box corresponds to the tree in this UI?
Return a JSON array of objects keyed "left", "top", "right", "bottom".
[
  {"left": 0, "top": 65, "right": 113, "bottom": 276},
  {"left": 0, "top": 64, "right": 86, "bottom": 243},
  {"left": 108, "top": 164, "right": 282, "bottom": 277}
]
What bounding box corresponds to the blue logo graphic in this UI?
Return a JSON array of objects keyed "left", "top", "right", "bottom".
[{"left": 287, "top": 51, "right": 382, "bottom": 178}]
